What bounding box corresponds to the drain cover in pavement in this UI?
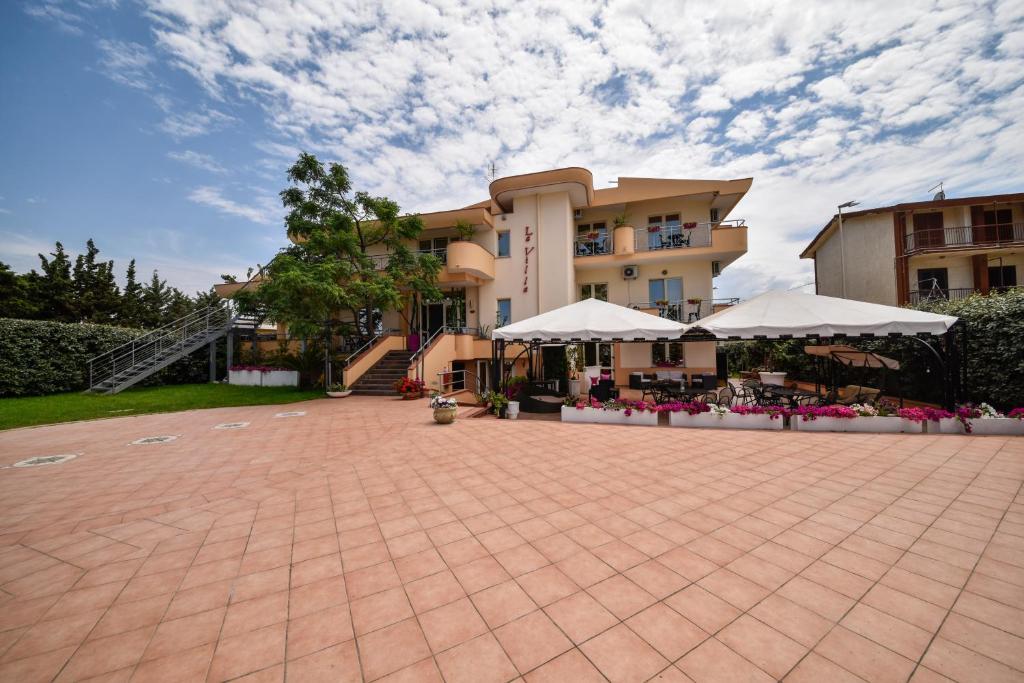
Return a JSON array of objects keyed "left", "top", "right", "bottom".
[
  {"left": 13, "top": 454, "right": 78, "bottom": 467},
  {"left": 274, "top": 411, "right": 306, "bottom": 418},
  {"left": 213, "top": 422, "right": 250, "bottom": 430},
  {"left": 130, "top": 435, "right": 179, "bottom": 445}
]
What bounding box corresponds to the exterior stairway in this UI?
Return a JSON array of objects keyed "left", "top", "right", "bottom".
[
  {"left": 351, "top": 350, "right": 414, "bottom": 395},
  {"left": 87, "top": 304, "right": 238, "bottom": 394}
]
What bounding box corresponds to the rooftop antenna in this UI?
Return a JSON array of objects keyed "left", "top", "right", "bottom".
[
  {"left": 928, "top": 181, "right": 945, "bottom": 201},
  {"left": 485, "top": 161, "right": 498, "bottom": 183}
]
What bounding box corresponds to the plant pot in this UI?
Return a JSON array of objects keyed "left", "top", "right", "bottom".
[
  {"left": 930, "top": 418, "right": 1024, "bottom": 435},
  {"left": 497, "top": 407, "right": 507, "bottom": 419},
  {"left": 758, "top": 372, "right": 787, "bottom": 386},
  {"left": 401, "top": 392, "right": 423, "bottom": 400},
  {"left": 433, "top": 407, "right": 457, "bottom": 424},
  {"left": 568, "top": 379, "right": 581, "bottom": 397},
  {"left": 326, "top": 390, "right": 352, "bottom": 398},
  {"left": 560, "top": 405, "right": 658, "bottom": 426},
  {"left": 507, "top": 401, "right": 520, "bottom": 420},
  {"left": 791, "top": 416, "right": 923, "bottom": 433},
  {"left": 668, "top": 412, "right": 783, "bottom": 430}
]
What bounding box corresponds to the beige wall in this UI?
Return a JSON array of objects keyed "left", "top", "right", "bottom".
[
  {"left": 575, "top": 260, "right": 714, "bottom": 308},
  {"left": 537, "top": 192, "right": 576, "bottom": 312},
  {"left": 910, "top": 251, "right": 1024, "bottom": 292},
  {"left": 576, "top": 196, "right": 717, "bottom": 230},
  {"left": 814, "top": 213, "right": 897, "bottom": 305}
]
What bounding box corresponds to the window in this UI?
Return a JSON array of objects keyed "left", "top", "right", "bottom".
[
  {"left": 989, "top": 265, "right": 1017, "bottom": 290},
  {"left": 576, "top": 222, "right": 609, "bottom": 255},
  {"left": 710, "top": 207, "right": 720, "bottom": 223},
  {"left": 419, "top": 237, "right": 449, "bottom": 263},
  {"left": 983, "top": 208, "right": 1014, "bottom": 242},
  {"left": 496, "top": 299, "right": 511, "bottom": 326},
  {"left": 916, "top": 268, "right": 948, "bottom": 293},
  {"left": 648, "top": 277, "right": 682, "bottom": 304},
  {"left": 580, "top": 283, "right": 608, "bottom": 301},
  {"left": 648, "top": 214, "right": 681, "bottom": 249},
  {"left": 497, "top": 231, "right": 510, "bottom": 258},
  {"left": 584, "top": 342, "right": 613, "bottom": 368},
  {"left": 912, "top": 213, "right": 944, "bottom": 249},
  {"left": 652, "top": 342, "right": 683, "bottom": 366}
]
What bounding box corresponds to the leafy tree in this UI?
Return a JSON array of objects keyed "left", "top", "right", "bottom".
[
  {"left": 254, "top": 152, "right": 442, "bottom": 339},
  {"left": 36, "top": 242, "right": 76, "bottom": 322},
  {"left": 119, "top": 259, "right": 144, "bottom": 327},
  {"left": 0, "top": 261, "right": 38, "bottom": 319},
  {"left": 72, "top": 239, "right": 120, "bottom": 323}
]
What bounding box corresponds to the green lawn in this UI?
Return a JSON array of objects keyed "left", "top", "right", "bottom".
[{"left": 0, "top": 384, "right": 324, "bottom": 431}]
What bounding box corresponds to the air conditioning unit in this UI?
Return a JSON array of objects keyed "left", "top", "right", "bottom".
[
  {"left": 711, "top": 261, "right": 721, "bottom": 277},
  {"left": 622, "top": 265, "right": 639, "bottom": 280},
  {"left": 573, "top": 209, "right": 583, "bottom": 219}
]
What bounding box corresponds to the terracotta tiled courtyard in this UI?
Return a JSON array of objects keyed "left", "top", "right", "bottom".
[{"left": 0, "top": 397, "right": 1022, "bottom": 682}]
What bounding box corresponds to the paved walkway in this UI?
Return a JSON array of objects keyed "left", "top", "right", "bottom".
[{"left": 0, "top": 397, "right": 1021, "bottom": 682}]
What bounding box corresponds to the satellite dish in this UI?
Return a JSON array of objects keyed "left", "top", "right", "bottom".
[{"left": 929, "top": 181, "right": 945, "bottom": 201}]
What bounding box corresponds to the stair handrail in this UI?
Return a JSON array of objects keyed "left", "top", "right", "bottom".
[
  {"left": 342, "top": 327, "right": 402, "bottom": 368},
  {"left": 409, "top": 326, "right": 450, "bottom": 365}
]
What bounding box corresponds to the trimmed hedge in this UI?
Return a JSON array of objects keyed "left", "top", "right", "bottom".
[{"left": 0, "top": 318, "right": 214, "bottom": 396}]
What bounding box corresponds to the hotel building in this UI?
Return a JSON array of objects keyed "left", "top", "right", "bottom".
[{"left": 221, "top": 167, "right": 753, "bottom": 394}]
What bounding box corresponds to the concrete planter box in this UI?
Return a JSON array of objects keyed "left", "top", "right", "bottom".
[
  {"left": 759, "top": 372, "right": 787, "bottom": 386},
  {"left": 930, "top": 418, "right": 1024, "bottom": 435},
  {"left": 792, "top": 416, "right": 923, "bottom": 433},
  {"left": 668, "top": 411, "right": 783, "bottom": 430},
  {"left": 560, "top": 406, "right": 659, "bottom": 426},
  {"left": 229, "top": 369, "right": 299, "bottom": 387}
]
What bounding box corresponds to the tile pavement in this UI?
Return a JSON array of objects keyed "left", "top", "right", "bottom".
[{"left": 0, "top": 396, "right": 1021, "bottom": 682}]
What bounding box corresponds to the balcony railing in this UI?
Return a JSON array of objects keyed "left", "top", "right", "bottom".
[
  {"left": 574, "top": 233, "right": 612, "bottom": 256},
  {"left": 909, "top": 285, "right": 1020, "bottom": 305},
  {"left": 369, "top": 248, "right": 448, "bottom": 270},
  {"left": 905, "top": 222, "right": 1024, "bottom": 253},
  {"left": 630, "top": 298, "right": 739, "bottom": 322}
]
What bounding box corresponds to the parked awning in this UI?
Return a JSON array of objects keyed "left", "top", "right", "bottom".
[
  {"left": 492, "top": 297, "right": 684, "bottom": 342},
  {"left": 683, "top": 290, "right": 958, "bottom": 339}
]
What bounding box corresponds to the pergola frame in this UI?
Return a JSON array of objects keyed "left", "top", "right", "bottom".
[{"left": 491, "top": 323, "right": 966, "bottom": 408}]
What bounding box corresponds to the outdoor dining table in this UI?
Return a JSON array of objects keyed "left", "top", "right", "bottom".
[{"left": 761, "top": 386, "right": 820, "bottom": 407}]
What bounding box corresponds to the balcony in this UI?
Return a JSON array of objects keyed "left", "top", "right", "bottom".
[
  {"left": 369, "top": 242, "right": 494, "bottom": 282},
  {"left": 908, "top": 285, "right": 1020, "bottom": 305},
  {"left": 904, "top": 222, "right": 1024, "bottom": 254},
  {"left": 630, "top": 298, "right": 739, "bottom": 322},
  {"left": 574, "top": 220, "right": 747, "bottom": 269}
]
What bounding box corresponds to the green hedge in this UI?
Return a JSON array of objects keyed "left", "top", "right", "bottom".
[
  {"left": 0, "top": 318, "right": 214, "bottom": 397},
  {"left": 721, "top": 288, "right": 1024, "bottom": 410}
]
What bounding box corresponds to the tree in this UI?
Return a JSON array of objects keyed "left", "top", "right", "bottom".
[
  {"left": 140, "top": 271, "right": 171, "bottom": 328},
  {"left": 72, "top": 239, "right": 120, "bottom": 323},
  {"left": 36, "top": 242, "right": 76, "bottom": 322},
  {"left": 255, "top": 152, "right": 442, "bottom": 340},
  {"left": 0, "top": 262, "right": 38, "bottom": 319},
  {"left": 119, "top": 259, "right": 144, "bottom": 327}
]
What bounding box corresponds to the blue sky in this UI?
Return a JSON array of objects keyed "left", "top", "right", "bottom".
[{"left": 2, "top": 0, "right": 1023, "bottom": 298}]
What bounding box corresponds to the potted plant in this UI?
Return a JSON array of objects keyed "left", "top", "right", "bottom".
[
  {"left": 613, "top": 212, "right": 631, "bottom": 228},
  {"left": 430, "top": 394, "right": 458, "bottom": 424},
  {"left": 560, "top": 398, "right": 661, "bottom": 426},
  {"left": 937, "top": 403, "right": 1024, "bottom": 435},
  {"left": 326, "top": 383, "right": 351, "bottom": 398},
  {"left": 488, "top": 392, "right": 509, "bottom": 418},
  {"left": 757, "top": 347, "right": 786, "bottom": 386},
  {"left": 667, "top": 402, "right": 786, "bottom": 430},
  {"left": 687, "top": 297, "right": 703, "bottom": 306},
  {"left": 566, "top": 345, "right": 582, "bottom": 397},
  {"left": 394, "top": 377, "right": 426, "bottom": 399},
  {"left": 655, "top": 298, "right": 669, "bottom": 307}
]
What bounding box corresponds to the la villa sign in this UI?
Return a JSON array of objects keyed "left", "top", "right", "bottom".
[{"left": 523, "top": 225, "right": 535, "bottom": 293}]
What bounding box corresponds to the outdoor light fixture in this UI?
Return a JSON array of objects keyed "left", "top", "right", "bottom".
[{"left": 837, "top": 200, "right": 859, "bottom": 297}]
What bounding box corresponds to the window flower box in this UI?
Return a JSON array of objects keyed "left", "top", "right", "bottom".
[
  {"left": 931, "top": 417, "right": 1024, "bottom": 435},
  {"left": 792, "top": 416, "right": 923, "bottom": 433},
  {"left": 683, "top": 222, "right": 697, "bottom": 229},
  {"left": 668, "top": 411, "right": 783, "bottom": 430},
  {"left": 228, "top": 366, "right": 298, "bottom": 387},
  {"left": 647, "top": 225, "right": 661, "bottom": 233},
  {"left": 560, "top": 405, "right": 658, "bottom": 426}
]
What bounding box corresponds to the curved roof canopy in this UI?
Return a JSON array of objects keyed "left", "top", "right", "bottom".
[
  {"left": 492, "top": 298, "right": 684, "bottom": 342},
  {"left": 684, "top": 291, "right": 958, "bottom": 339}
]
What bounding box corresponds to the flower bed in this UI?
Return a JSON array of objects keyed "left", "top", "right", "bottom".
[
  {"left": 790, "top": 404, "right": 923, "bottom": 433},
  {"left": 667, "top": 403, "right": 785, "bottom": 430},
  {"left": 394, "top": 377, "right": 426, "bottom": 399},
  {"left": 930, "top": 404, "right": 1024, "bottom": 435},
  {"left": 560, "top": 399, "right": 661, "bottom": 426},
  {"left": 228, "top": 365, "right": 298, "bottom": 387}
]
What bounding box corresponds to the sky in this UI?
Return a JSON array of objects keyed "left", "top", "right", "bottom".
[{"left": 1, "top": 0, "right": 1023, "bottom": 299}]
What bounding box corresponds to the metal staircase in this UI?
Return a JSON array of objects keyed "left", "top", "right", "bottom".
[{"left": 87, "top": 304, "right": 239, "bottom": 394}]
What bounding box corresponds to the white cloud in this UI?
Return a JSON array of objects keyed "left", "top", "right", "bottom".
[
  {"left": 188, "top": 186, "right": 277, "bottom": 224},
  {"left": 76, "top": 0, "right": 1024, "bottom": 296},
  {"left": 24, "top": 1, "right": 85, "bottom": 34},
  {"left": 96, "top": 39, "right": 154, "bottom": 89},
  {"left": 168, "top": 149, "right": 226, "bottom": 173}
]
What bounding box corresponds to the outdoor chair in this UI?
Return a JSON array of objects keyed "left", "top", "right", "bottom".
[{"left": 715, "top": 384, "right": 736, "bottom": 407}]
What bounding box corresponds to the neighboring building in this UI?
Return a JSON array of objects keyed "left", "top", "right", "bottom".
[
  {"left": 221, "top": 167, "right": 752, "bottom": 393},
  {"left": 801, "top": 192, "right": 1024, "bottom": 306}
]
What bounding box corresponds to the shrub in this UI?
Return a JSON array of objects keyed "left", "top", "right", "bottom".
[{"left": 0, "top": 318, "right": 214, "bottom": 396}]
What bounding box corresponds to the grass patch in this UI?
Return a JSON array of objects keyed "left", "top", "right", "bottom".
[{"left": 0, "top": 384, "right": 324, "bottom": 431}]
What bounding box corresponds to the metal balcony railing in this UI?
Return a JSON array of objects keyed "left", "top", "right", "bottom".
[
  {"left": 909, "top": 285, "right": 1021, "bottom": 305},
  {"left": 574, "top": 233, "right": 611, "bottom": 256},
  {"left": 630, "top": 298, "right": 738, "bottom": 322},
  {"left": 904, "top": 222, "right": 1024, "bottom": 253}
]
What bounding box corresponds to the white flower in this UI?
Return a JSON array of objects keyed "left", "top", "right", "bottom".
[
  {"left": 850, "top": 403, "right": 878, "bottom": 417},
  {"left": 430, "top": 396, "right": 458, "bottom": 409},
  {"left": 709, "top": 404, "right": 729, "bottom": 417},
  {"left": 978, "top": 403, "right": 1002, "bottom": 418}
]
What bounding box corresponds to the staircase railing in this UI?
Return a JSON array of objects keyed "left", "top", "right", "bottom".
[{"left": 87, "top": 302, "right": 237, "bottom": 391}]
